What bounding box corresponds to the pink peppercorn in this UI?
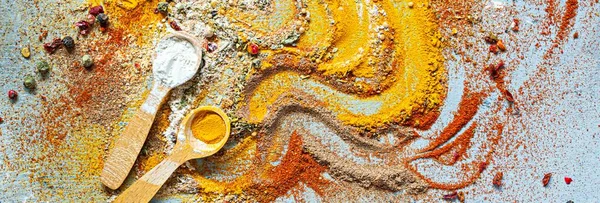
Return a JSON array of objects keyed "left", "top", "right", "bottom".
[
  {"left": 75, "top": 21, "right": 92, "bottom": 35},
  {"left": 8, "top": 90, "right": 17, "bottom": 100},
  {"left": 89, "top": 5, "right": 104, "bottom": 16}
]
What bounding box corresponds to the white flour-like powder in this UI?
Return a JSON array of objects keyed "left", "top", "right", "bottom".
[{"left": 153, "top": 36, "right": 200, "bottom": 87}]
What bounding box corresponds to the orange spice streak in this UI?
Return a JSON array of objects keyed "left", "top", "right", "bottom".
[
  {"left": 405, "top": 109, "right": 441, "bottom": 130},
  {"left": 521, "top": 0, "right": 579, "bottom": 96},
  {"left": 545, "top": 0, "right": 558, "bottom": 23},
  {"left": 557, "top": 0, "right": 579, "bottom": 41},
  {"left": 250, "top": 131, "right": 329, "bottom": 202},
  {"left": 541, "top": 0, "right": 557, "bottom": 35},
  {"left": 414, "top": 123, "right": 478, "bottom": 165},
  {"left": 409, "top": 123, "right": 504, "bottom": 190},
  {"left": 544, "top": 0, "right": 579, "bottom": 58},
  {"left": 421, "top": 89, "right": 484, "bottom": 152}
]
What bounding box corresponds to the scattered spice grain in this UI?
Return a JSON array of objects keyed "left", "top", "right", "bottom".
[
  {"left": 457, "top": 191, "right": 465, "bottom": 202},
  {"left": 543, "top": 173, "right": 552, "bottom": 187},
  {"left": 493, "top": 172, "right": 503, "bottom": 187},
  {"left": 169, "top": 20, "right": 182, "bottom": 31},
  {"left": 497, "top": 40, "right": 506, "bottom": 51},
  {"left": 564, "top": 177, "right": 573, "bottom": 184}
]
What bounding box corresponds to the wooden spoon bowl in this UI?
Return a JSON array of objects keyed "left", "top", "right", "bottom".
[{"left": 114, "top": 106, "right": 230, "bottom": 203}]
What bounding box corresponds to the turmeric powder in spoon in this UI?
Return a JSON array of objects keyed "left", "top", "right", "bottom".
[{"left": 190, "top": 111, "right": 226, "bottom": 144}]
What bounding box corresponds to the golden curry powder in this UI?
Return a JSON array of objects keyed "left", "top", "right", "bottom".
[{"left": 190, "top": 112, "right": 226, "bottom": 144}]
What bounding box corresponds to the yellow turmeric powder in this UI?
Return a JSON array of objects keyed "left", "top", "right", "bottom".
[
  {"left": 246, "top": 0, "right": 446, "bottom": 129},
  {"left": 191, "top": 112, "right": 226, "bottom": 144}
]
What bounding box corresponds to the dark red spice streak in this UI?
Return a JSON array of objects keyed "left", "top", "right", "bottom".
[{"left": 519, "top": 0, "right": 579, "bottom": 100}]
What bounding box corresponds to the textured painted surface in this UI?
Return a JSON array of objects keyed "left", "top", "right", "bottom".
[{"left": 0, "top": 0, "right": 599, "bottom": 202}]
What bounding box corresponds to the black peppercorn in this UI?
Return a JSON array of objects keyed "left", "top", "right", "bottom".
[
  {"left": 62, "top": 36, "right": 75, "bottom": 49},
  {"left": 96, "top": 13, "right": 109, "bottom": 27}
]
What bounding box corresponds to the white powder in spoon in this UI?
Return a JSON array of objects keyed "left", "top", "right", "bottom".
[{"left": 153, "top": 36, "right": 200, "bottom": 88}]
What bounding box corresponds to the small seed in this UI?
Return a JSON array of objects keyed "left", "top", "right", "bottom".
[
  {"left": 82, "top": 55, "right": 94, "bottom": 68},
  {"left": 408, "top": 2, "right": 414, "bottom": 8},
  {"left": 157, "top": 2, "right": 169, "bottom": 14},
  {"left": 497, "top": 40, "right": 506, "bottom": 51},
  {"left": 23, "top": 75, "right": 36, "bottom": 89},
  {"left": 204, "top": 27, "right": 214, "bottom": 38},
  {"left": 21, "top": 46, "right": 30, "bottom": 58},
  {"left": 37, "top": 61, "right": 50, "bottom": 74}
]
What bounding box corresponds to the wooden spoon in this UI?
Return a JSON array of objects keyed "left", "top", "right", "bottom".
[
  {"left": 113, "top": 106, "right": 231, "bottom": 203},
  {"left": 101, "top": 32, "right": 203, "bottom": 190}
]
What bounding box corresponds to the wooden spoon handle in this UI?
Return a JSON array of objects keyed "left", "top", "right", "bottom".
[
  {"left": 113, "top": 148, "right": 191, "bottom": 203},
  {"left": 101, "top": 84, "right": 170, "bottom": 190}
]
